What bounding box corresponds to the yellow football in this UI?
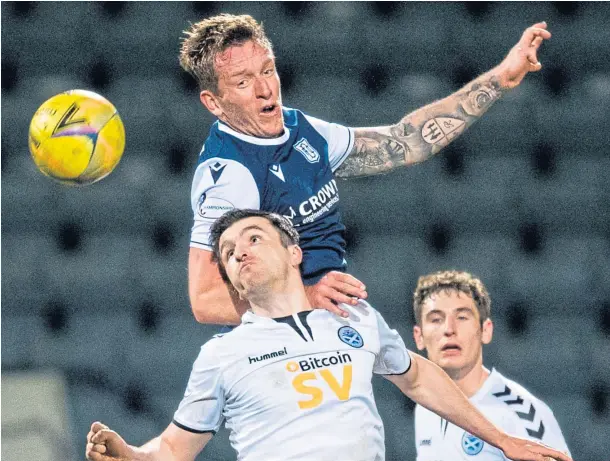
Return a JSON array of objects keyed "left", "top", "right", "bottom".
[{"left": 28, "top": 89, "right": 125, "bottom": 185}]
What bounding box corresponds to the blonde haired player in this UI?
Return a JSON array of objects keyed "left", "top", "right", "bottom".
[
  {"left": 412, "top": 270, "right": 571, "bottom": 460},
  {"left": 86, "top": 212, "right": 571, "bottom": 461},
  {"left": 180, "top": 14, "right": 552, "bottom": 325}
]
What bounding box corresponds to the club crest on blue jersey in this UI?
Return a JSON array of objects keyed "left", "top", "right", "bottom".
[
  {"left": 337, "top": 326, "right": 363, "bottom": 348},
  {"left": 461, "top": 432, "right": 484, "bottom": 455},
  {"left": 294, "top": 138, "right": 320, "bottom": 163}
]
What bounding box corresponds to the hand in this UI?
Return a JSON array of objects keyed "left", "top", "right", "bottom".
[
  {"left": 500, "top": 434, "right": 572, "bottom": 461},
  {"left": 86, "top": 422, "right": 134, "bottom": 461},
  {"left": 304, "top": 271, "right": 368, "bottom": 318},
  {"left": 497, "top": 21, "right": 552, "bottom": 89}
]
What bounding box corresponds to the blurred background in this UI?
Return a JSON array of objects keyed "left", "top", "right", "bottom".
[{"left": 2, "top": 2, "right": 609, "bottom": 460}]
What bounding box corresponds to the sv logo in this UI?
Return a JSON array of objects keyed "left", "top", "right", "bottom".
[{"left": 289, "top": 364, "right": 353, "bottom": 409}]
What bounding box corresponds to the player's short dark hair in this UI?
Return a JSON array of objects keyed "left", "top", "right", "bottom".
[
  {"left": 179, "top": 14, "right": 273, "bottom": 93},
  {"left": 412, "top": 270, "right": 491, "bottom": 326},
  {"left": 209, "top": 209, "right": 299, "bottom": 283}
]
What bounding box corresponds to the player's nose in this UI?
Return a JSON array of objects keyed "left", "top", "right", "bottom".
[{"left": 255, "top": 77, "right": 272, "bottom": 99}]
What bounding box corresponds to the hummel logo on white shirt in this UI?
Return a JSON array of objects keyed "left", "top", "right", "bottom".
[{"left": 269, "top": 164, "right": 285, "bottom": 182}]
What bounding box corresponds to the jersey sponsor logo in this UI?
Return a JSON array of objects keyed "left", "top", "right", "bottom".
[
  {"left": 209, "top": 161, "right": 227, "bottom": 184},
  {"left": 461, "top": 432, "right": 484, "bottom": 455},
  {"left": 269, "top": 164, "right": 285, "bottom": 182},
  {"left": 294, "top": 138, "right": 320, "bottom": 163},
  {"left": 282, "top": 179, "right": 339, "bottom": 226},
  {"left": 338, "top": 326, "right": 364, "bottom": 348},
  {"left": 286, "top": 352, "right": 353, "bottom": 409},
  {"left": 248, "top": 346, "right": 287, "bottom": 364},
  {"left": 419, "top": 439, "right": 432, "bottom": 446},
  {"left": 197, "top": 193, "right": 234, "bottom": 220}
]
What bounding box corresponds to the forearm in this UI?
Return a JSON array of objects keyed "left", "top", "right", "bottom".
[
  {"left": 190, "top": 283, "right": 249, "bottom": 325},
  {"left": 188, "top": 248, "right": 249, "bottom": 324},
  {"left": 131, "top": 436, "right": 176, "bottom": 461},
  {"left": 398, "top": 354, "right": 506, "bottom": 449},
  {"left": 335, "top": 67, "right": 506, "bottom": 178}
]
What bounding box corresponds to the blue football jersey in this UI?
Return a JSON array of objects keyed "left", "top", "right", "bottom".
[{"left": 190, "top": 108, "right": 354, "bottom": 284}]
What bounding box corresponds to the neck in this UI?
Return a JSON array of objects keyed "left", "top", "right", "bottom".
[
  {"left": 447, "top": 356, "right": 490, "bottom": 398},
  {"left": 247, "top": 274, "right": 312, "bottom": 318}
]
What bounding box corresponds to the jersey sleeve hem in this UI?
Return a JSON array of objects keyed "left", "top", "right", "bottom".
[
  {"left": 331, "top": 127, "right": 354, "bottom": 172},
  {"left": 172, "top": 418, "right": 217, "bottom": 435},
  {"left": 381, "top": 358, "right": 412, "bottom": 376}
]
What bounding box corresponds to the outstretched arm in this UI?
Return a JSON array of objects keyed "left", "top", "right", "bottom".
[
  {"left": 86, "top": 421, "right": 212, "bottom": 461},
  {"left": 385, "top": 353, "right": 571, "bottom": 461},
  {"left": 335, "top": 22, "right": 551, "bottom": 178}
]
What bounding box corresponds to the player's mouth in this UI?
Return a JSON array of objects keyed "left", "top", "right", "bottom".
[
  {"left": 260, "top": 104, "right": 279, "bottom": 116},
  {"left": 440, "top": 343, "right": 462, "bottom": 356}
]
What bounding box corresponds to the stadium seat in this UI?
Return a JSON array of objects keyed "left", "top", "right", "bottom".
[
  {"left": 68, "top": 385, "right": 164, "bottom": 451},
  {"left": 42, "top": 235, "right": 149, "bottom": 311},
  {"left": 31, "top": 310, "right": 133, "bottom": 371},
  {"left": 1, "top": 234, "right": 56, "bottom": 313},
  {"left": 1, "top": 316, "right": 37, "bottom": 368},
  {"left": 123, "top": 314, "right": 217, "bottom": 395},
  {"left": 504, "top": 236, "right": 606, "bottom": 314},
  {"left": 492, "top": 316, "right": 594, "bottom": 395}
]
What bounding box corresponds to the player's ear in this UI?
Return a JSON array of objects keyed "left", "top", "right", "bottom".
[
  {"left": 413, "top": 324, "right": 426, "bottom": 351},
  {"left": 289, "top": 244, "right": 303, "bottom": 266},
  {"left": 481, "top": 318, "right": 493, "bottom": 345},
  {"left": 200, "top": 90, "right": 223, "bottom": 118}
]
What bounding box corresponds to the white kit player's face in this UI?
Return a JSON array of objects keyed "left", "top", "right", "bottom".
[
  {"left": 207, "top": 40, "right": 284, "bottom": 138},
  {"left": 219, "top": 217, "right": 301, "bottom": 298},
  {"left": 414, "top": 291, "right": 492, "bottom": 378}
]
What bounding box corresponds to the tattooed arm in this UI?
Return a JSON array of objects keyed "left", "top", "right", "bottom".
[{"left": 335, "top": 22, "right": 552, "bottom": 178}]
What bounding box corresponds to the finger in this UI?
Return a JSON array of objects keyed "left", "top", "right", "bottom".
[
  {"left": 313, "top": 298, "right": 350, "bottom": 318},
  {"left": 326, "top": 287, "right": 360, "bottom": 306},
  {"left": 530, "top": 36, "right": 544, "bottom": 49},
  {"left": 87, "top": 430, "right": 94, "bottom": 443},
  {"left": 91, "top": 421, "right": 109, "bottom": 433},
  {"left": 531, "top": 20, "right": 548, "bottom": 30},
  {"left": 521, "top": 27, "right": 551, "bottom": 47},
  {"left": 91, "top": 429, "right": 115, "bottom": 445},
  {"left": 92, "top": 443, "right": 107, "bottom": 454},
  {"left": 326, "top": 272, "right": 366, "bottom": 290},
  {"left": 325, "top": 279, "right": 367, "bottom": 299}
]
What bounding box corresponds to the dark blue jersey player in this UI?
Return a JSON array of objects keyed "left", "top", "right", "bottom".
[{"left": 180, "top": 14, "right": 551, "bottom": 324}]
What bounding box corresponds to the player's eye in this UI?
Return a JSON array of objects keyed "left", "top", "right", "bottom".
[
  {"left": 458, "top": 315, "right": 469, "bottom": 321},
  {"left": 226, "top": 249, "right": 234, "bottom": 260},
  {"left": 250, "top": 235, "right": 261, "bottom": 244},
  {"left": 237, "top": 80, "right": 248, "bottom": 88},
  {"left": 430, "top": 317, "right": 442, "bottom": 324},
  {"left": 264, "top": 68, "right": 274, "bottom": 76}
]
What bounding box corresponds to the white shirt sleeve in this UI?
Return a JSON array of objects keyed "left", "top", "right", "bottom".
[
  {"left": 173, "top": 341, "right": 225, "bottom": 433},
  {"left": 303, "top": 114, "right": 354, "bottom": 172},
  {"left": 190, "top": 158, "right": 260, "bottom": 250},
  {"left": 372, "top": 308, "right": 412, "bottom": 375}
]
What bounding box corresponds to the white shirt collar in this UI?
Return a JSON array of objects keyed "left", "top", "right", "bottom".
[
  {"left": 218, "top": 121, "right": 290, "bottom": 146},
  {"left": 471, "top": 367, "right": 500, "bottom": 402}
]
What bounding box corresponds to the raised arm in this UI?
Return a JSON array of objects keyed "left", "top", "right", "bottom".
[
  {"left": 335, "top": 22, "right": 551, "bottom": 178},
  {"left": 188, "top": 247, "right": 249, "bottom": 324},
  {"left": 385, "top": 353, "right": 572, "bottom": 461}
]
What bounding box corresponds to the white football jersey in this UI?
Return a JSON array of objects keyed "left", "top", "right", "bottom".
[
  {"left": 173, "top": 301, "right": 411, "bottom": 461},
  {"left": 414, "top": 368, "right": 571, "bottom": 460}
]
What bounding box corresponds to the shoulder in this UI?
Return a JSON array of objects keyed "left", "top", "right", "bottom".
[
  {"left": 485, "top": 370, "right": 557, "bottom": 433},
  {"left": 195, "top": 325, "right": 249, "bottom": 368}
]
